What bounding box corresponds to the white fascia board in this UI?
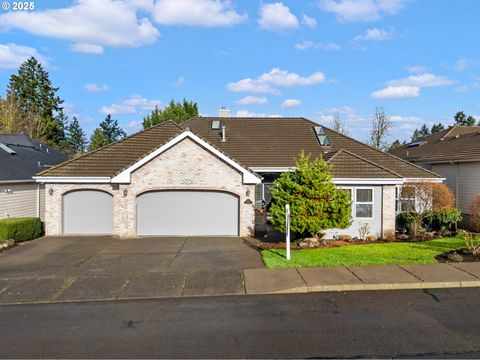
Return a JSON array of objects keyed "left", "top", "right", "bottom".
[
  {"left": 332, "top": 178, "right": 404, "bottom": 185},
  {"left": 111, "top": 131, "right": 261, "bottom": 185},
  {"left": 403, "top": 177, "right": 445, "bottom": 183},
  {"left": 33, "top": 176, "right": 111, "bottom": 183},
  {"left": 250, "top": 167, "right": 296, "bottom": 172}
]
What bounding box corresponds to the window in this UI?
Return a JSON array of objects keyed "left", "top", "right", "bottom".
[
  {"left": 396, "top": 185, "right": 415, "bottom": 213},
  {"left": 211, "top": 120, "right": 222, "bottom": 130},
  {"left": 355, "top": 188, "right": 373, "bottom": 218},
  {"left": 313, "top": 126, "right": 331, "bottom": 146}
]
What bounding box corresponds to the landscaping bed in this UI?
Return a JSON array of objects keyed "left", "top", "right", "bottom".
[
  {"left": 436, "top": 249, "right": 480, "bottom": 263},
  {"left": 261, "top": 237, "right": 479, "bottom": 268}
]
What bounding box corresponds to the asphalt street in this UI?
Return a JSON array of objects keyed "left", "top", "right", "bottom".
[{"left": 1, "top": 288, "right": 479, "bottom": 358}]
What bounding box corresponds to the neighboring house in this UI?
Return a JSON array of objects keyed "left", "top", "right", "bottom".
[
  {"left": 390, "top": 126, "right": 480, "bottom": 229},
  {"left": 0, "top": 134, "right": 68, "bottom": 220},
  {"left": 34, "top": 116, "right": 441, "bottom": 238}
]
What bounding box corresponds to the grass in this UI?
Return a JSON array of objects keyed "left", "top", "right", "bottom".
[{"left": 261, "top": 237, "right": 475, "bottom": 268}]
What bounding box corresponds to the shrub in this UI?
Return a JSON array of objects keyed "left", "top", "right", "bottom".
[
  {"left": 469, "top": 196, "right": 480, "bottom": 233},
  {"left": 0, "top": 217, "right": 43, "bottom": 243},
  {"left": 457, "top": 230, "right": 480, "bottom": 256},
  {"left": 423, "top": 208, "right": 462, "bottom": 231},
  {"left": 397, "top": 211, "right": 415, "bottom": 230}
]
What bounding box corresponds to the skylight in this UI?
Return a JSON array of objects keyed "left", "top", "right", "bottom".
[
  {"left": 407, "top": 141, "right": 426, "bottom": 148},
  {"left": 313, "top": 126, "right": 331, "bottom": 146},
  {"left": 211, "top": 120, "right": 222, "bottom": 130},
  {"left": 0, "top": 143, "right": 16, "bottom": 155}
]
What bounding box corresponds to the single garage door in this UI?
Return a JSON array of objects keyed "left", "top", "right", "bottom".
[
  {"left": 63, "top": 190, "right": 113, "bottom": 234},
  {"left": 137, "top": 190, "right": 239, "bottom": 236}
]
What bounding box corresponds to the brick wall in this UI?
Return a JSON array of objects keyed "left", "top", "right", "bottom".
[
  {"left": 44, "top": 138, "right": 256, "bottom": 237},
  {"left": 382, "top": 185, "right": 396, "bottom": 239}
]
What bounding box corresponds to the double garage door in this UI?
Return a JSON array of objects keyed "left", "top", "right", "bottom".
[{"left": 63, "top": 190, "right": 239, "bottom": 236}]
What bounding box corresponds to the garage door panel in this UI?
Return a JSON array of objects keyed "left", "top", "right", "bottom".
[
  {"left": 63, "top": 190, "right": 113, "bottom": 234},
  {"left": 137, "top": 191, "right": 239, "bottom": 236}
]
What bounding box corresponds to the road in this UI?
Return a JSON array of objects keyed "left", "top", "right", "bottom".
[{"left": 1, "top": 288, "right": 479, "bottom": 358}]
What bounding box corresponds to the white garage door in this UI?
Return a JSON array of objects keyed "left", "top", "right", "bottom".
[
  {"left": 63, "top": 190, "right": 113, "bottom": 234},
  {"left": 137, "top": 191, "right": 239, "bottom": 236}
]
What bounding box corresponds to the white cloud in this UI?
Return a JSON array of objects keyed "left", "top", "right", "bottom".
[
  {"left": 101, "top": 95, "right": 162, "bottom": 115},
  {"left": 294, "top": 40, "right": 341, "bottom": 51},
  {"left": 235, "top": 109, "right": 281, "bottom": 117},
  {"left": 319, "top": 0, "right": 407, "bottom": 22},
  {"left": 175, "top": 76, "right": 186, "bottom": 86},
  {"left": 71, "top": 43, "right": 104, "bottom": 54},
  {"left": 258, "top": 2, "right": 299, "bottom": 32},
  {"left": 316, "top": 106, "right": 367, "bottom": 124},
  {"left": 454, "top": 86, "right": 470, "bottom": 93},
  {"left": 281, "top": 98, "right": 301, "bottom": 108},
  {"left": 153, "top": 0, "right": 247, "bottom": 27},
  {"left": 0, "top": 0, "right": 160, "bottom": 54},
  {"left": 227, "top": 67, "right": 326, "bottom": 94},
  {"left": 302, "top": 14, "right": 317, "bottom": 28},
  {"left": 84, "top": 83, "right": 110, "bottom": 93},
  {"left": 407, "top": 65, "right": 427, "bottom": 73},
  {"left": 387, "top": 72, "right": 455, "bottom": 87},
  {"left": 237, "top": 96, "right": 268, "bottom": 105},
  {"left": 371, "top": 85, "right": 420, "bottom": 99},
  {"left": 454, "top": 57, "right": 477, "bottom": 72},
  {"left": 127, "top": 120, "right": 143, "bottom": 131},
  {"left": 353, "top": 27, "right": 393, "bottom": 41},
  {"left": 0, "top": 43, "right": 49, "bottom": 69}
]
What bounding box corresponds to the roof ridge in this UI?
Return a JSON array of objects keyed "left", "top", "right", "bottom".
[
  {"left": 38, "top": 120, "right": 183, "bottom": 176},
  {"left": 306, "top": 117, "right": 441, "bottom": 178},
  {"left": 440, "top": 125, "right": 457, "bottom": 139}
]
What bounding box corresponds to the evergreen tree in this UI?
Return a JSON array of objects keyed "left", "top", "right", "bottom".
[
  {"left": 388, "top": 139, "right": 405, "bottom": 151},
  {"left": 88, "top": 128, "right": 107, "bottom": 152},
  {"left": 65, "top": 116, "right": 86, "bottom": 155},
  {"left": 6, "top": 57, "right": 66, "bottom": 146},
  {"left": 99, "top": 114, "right": 126, "bottom": 143},
  {"left": 454, "top": 111, "right": 476, "bottom": 126},
  {"left": 143, "top": 99, "right": 198, "bottom": 129},
  {"left": 270, "top": 153, "right": 352, "bottom": 239},
  {"left": 430, "top": 123, "right": 445, "bottom": 134},
  {"left": 411, "top": 124, "right": 431, "bottom": 142}
]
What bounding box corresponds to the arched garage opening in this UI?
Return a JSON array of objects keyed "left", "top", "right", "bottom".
[
  {"left": 136, "top": 190, "right": 239, "bottom": 236},
  {"left": 62, "top": 190, "right": 113, "bottom": 234}
]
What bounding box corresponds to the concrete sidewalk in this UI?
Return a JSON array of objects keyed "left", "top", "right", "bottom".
[{"left": 1, "top": 262, "right": 480, "bottom": 305}]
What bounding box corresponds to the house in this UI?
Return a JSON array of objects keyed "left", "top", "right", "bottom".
[
  {"left": 390, "top": 126, "right": 480, "bottom": 229},
  {"left": 34, "top": 116, "right": 441, "bottom": 238},
  {"left": 0, "top": 134, "right": 68, "bottom": 219}
]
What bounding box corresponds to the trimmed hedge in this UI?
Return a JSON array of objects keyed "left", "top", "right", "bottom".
[{"left": 0, "top": 217, "right": 43, "bottom": 242}]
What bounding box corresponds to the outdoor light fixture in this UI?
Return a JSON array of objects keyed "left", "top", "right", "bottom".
[
  {"left": 246, "top": 189, "right": 250, "bottom": 197},
  {"left": 123, "top": 189, "right": 128, "bottom": 197},
  {"left": 48, "top": 188, "right": 53, "bottom": 196}
]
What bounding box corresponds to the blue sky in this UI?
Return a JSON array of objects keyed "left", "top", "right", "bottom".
[{"left": 0, "top": 0, "right": 479, "bottom": 143}]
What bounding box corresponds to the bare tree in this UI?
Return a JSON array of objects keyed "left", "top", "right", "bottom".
[
  {"left": 331, "top": 110, "right": 349, "bottom": 135},
  {"left": 369, "top": 107, "right": 391, "bottom": 150}
]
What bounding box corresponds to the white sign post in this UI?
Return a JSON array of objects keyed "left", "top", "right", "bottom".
[{"left": 285, "top": 204, "right": 291, "bottom": 260}]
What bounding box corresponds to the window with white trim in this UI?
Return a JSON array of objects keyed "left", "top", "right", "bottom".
[
  {"left": 395, "top": 185, "right": 415, "bottom": 213},
  {"left": 355, "top": 188, "right": 373, "bottom": 218}
]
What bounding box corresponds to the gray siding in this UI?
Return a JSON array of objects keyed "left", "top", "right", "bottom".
[
  {"left": 431, "top": 161, "right": 480, "bottom": 214},
  {"left": 0, "top": 182, "right": 41, "bottom": 219},
  {"left": 324, "top": 185, "right": 383, "bottom": 239}
]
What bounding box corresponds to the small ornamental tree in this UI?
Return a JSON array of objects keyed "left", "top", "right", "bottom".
[
  {"left": 270, "top": 153, "right": 352, "bottom": 239},
  {"left": 469, "top": 196, "right": 480, "bottom": 233},
  {"left": 402, "top": 182, "right": 456, "bottom": 236}
]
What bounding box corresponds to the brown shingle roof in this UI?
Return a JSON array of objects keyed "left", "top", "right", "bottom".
[
  {"left": 182, "top": 117, "right": 439, "bottom": 179},
  {"left": 327, "top": 149, "right": 402, "bottom": 178},
  {"left": 38, "top": 121, "right": 184, "bottom": 177},
  {"left": 39, "top": 117, "right": 439, "bottom": 179},
  {"left": 389, "top": 126, "right": 480, "bottom": 163}
]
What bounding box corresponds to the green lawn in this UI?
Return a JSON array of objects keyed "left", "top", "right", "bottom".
[{"left": 261, "top": 237, "right": 473, "bottom": 268}]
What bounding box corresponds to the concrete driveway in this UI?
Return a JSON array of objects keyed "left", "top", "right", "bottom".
[{"left": 0, "top": 236, "right": 264, "bottom": 304}]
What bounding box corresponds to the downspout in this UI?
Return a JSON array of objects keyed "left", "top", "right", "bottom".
[
  {"left": 36, "top": 183, "right": 40, "bottom": 217},
  {"left": 380, "top": 185, "right": 384, "bottom": 239}
]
